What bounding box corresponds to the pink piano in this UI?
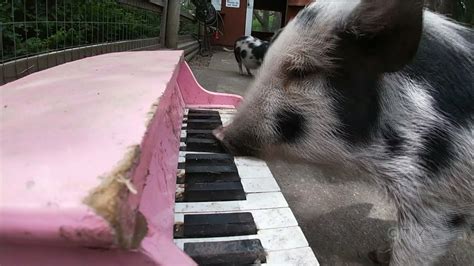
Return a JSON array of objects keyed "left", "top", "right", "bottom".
[{"left": 0, "top": 51, "right": 318, "bottom": 265}]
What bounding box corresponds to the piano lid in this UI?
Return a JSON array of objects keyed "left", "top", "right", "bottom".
[{"left": 0, "top": 51, "right": 184, "bottom": 248}]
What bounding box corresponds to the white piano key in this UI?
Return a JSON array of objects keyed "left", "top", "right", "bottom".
[
  {"left": 258, "top": 226, "right": 309, "bottom": 251},
  {"left": 233, "top": 155, "right": 274, "bottom": 180},
  {"left": 238, "top": 165, "right": 274, "bottom": 179},
  {"left": 241, "top": 178, "right": 280, "bottom": 193},
  {"left": 178, "top": 156, "right": 185, "bottom": 163},
  {"left": 220, "top": 113, "right": 234, "bottom": 118},
  {"left": 175, "top": 192, "right": 287, "bottom": 213},
  {"left": 235, "top": 157, "right": 269, "bottom": 167},
  {"left": 182, "top": 123, "right": 187, "bottom": 127},
  {"left": 175, "top": 213, "right": 185, "bottom": 223},
  {"left": 220, "top": 117, "right": 233, "bottom": 126},
  {"left": 174, "top": 207, "right": 297, "bottom": 230},
  {"left": 252, "top": 208, "right": 298, "bottom": 229},
  {"left": 174, "top": 226, "right": 308, "bottom": 252},
  {"left": 217, "top": 109, "right": 237, "bottom": 114},
  {"left": 265, "top": 247, "right": 319, "bottom": 266},
  {"left": 180, "top": 130, "right": 186, "bottom": 138}
]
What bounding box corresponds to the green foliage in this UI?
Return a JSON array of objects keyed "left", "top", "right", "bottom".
[
  {"left": 179, "top": 0, "right": 197, "bottom": 35},
  {"left": 181, "top": 0, "right": 195, "bottom": 15},
  {"left": 0, "top": 0, "right": 161, "bottom": 62},
  {"left": 426, "top": 0, "right": 474, "bottom": 26},
  {"left": 179, "top": 18, "right": 198, "bottom": 35},
  {"left": 252, "top": 10, "right": 282, "bottom": 32}
]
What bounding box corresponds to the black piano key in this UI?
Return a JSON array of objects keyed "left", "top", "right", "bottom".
[
  {"left": 174, "top": 213, "right": 257, "bottom": 238},
  {"left": 185, "top": 137, "right": 225, "bottom": 153},
  {"left": 182, "top": 154, "right": 239, "bottom": 183},
  {"left": 185, "top": 165, "right": 238, "bottom": 175},
  {"left": 181, "top": 172, "right": 241, "bottom": 184},
  {"left": 186, "top": 129, "right": 216, "bottom": 139},
  {"left": 184, "top": 165, "right": 240, "bottom": 184},
  {"left": 186, "top": 119, "right": 222, "bottom": 130},
  {"left": 186, "top": 153, "right": 234, "bottom": 163},
  {"left": 184, "top": 239, "right": 266, "bottom": 265},
  {"left": 183, "top": 224, "right": 257, "bottom": 239},
  {"left": 185, "top": 212, "right": 254, "bottom": 225},
  {"left": 188, "top": 109, "right": 220, "bottom": 115},
  {"left": 183, "top": 182, "right": 246, "bottom": 202},
  {"left": 185, "top": 113, "right": 221, "bottom": 119},
  {"left": 186, "top": 137, "right": 220, "bottom": 144}
]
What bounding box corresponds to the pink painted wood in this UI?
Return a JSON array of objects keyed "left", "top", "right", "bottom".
[
  {"left": 177, "top": 61, "right": 243, "bottom": 108},
  {"left": 0, "top": 50, "right": 243, "bottom": 265}
]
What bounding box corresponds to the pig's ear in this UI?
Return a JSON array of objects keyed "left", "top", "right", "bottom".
[{"left": 345, "top": 0, "right": 424, "bottom": 72}]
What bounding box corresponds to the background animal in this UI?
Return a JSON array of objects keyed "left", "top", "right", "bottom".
[
  {"left": 232, "top": 36, "right": 269, "bottom": 76},
  {"left": 214, "top": 0, "right": 473, "bottom": 265}
]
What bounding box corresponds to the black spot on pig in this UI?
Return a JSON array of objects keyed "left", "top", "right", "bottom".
[
  {"left": 234, "top": 47, "right": 241, "bottom": 63},
  {"left": 248, "top": 42, "right": 255, "bottom": 49},
  {"left": 329, "top": 73, "right": 381, "bottom": 145},
  {"left": 241, "top": 50, "right": 247, "bottom": 59},
  {"left": 419, "top": 128, "right": 454, "bottom": 176},
  {"left": 446, "top": 214, "right": 466, "bottom": 228},
  {"left": 275, "top": 109, "right": 306, "bottom": 143},
  {"left": 252, "top": 42, "right": 269, "bottom": 61},
  {"left": 381, "top": 125, "right": 404, "bottom": 155},
  {"left": 404, "top": 31, "right": 474, "bottom": 128}
]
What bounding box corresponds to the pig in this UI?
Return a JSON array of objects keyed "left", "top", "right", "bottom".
[
  {"left": 214, "top": 0, "right": 473, "bottom": 265},
  {"left": 233, "top": 36, "right": 270, "bottom": 76}
]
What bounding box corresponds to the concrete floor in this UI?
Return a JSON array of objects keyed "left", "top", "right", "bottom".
[{"left": 189, "top": 51, "right": 474, "bottom": 266}]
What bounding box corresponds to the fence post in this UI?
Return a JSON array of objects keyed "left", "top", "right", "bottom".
[
  {"left": 160, "top": 0, "right": 168, "bottom": 47},
  {"left": 165, "top": 0, "right": 180, "bottom": 49}
]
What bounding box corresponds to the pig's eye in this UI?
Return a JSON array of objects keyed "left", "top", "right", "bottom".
[{"left": 287, "top": 67, "right": 312, "bottom": 80}]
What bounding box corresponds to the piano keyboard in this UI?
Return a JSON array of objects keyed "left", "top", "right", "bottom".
[{"left": 173, "top": 109, "right": 319, "bottom": 265}]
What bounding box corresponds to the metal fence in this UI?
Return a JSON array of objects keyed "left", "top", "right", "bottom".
[{"left": 0, "top": 0, "right": 198, "bottom": 84}]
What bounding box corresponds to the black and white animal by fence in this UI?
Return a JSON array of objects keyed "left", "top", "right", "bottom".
[
  {"left": 225, "top": 29, "right": 283, "bottom": 76},
  {"left": 215, "top": 0, "right": 473, "bottom": 265},
  {"left": 229, "top": 36, "right": 269, "bottom": 76}
]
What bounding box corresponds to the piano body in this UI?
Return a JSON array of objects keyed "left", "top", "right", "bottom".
[{"left": 0, "top": 51, "right": 318, "bottom": 265}]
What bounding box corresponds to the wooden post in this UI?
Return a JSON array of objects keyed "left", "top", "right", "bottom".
[
  {"left": 165, "top": 0, "right": 180, "bottom": 49},
  {"left": 160, "top": 0, "right": 168, "bottom": 48}
]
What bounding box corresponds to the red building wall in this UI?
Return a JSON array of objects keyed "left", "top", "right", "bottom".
[
  {"left": 212, "top": 0, "right": 312, "bottom": 46},
  {"left": 213, "top": 0, "right": 248, "bottom": 47}
]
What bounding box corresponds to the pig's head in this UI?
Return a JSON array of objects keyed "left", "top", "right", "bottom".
[{"left": 214, "top": 0, "right": 424, "bottom": 164}]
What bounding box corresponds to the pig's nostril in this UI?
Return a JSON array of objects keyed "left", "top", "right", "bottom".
[{"left": 212, "top": 126, "right": 225, "bottom": 141}]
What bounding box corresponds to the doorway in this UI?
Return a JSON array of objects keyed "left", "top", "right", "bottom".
[
  {"left": 251, "top": 0, "right": 287, "bottom": 40},
  {"left": 245, "top": 0, "right": 254, "bottom": 35}
]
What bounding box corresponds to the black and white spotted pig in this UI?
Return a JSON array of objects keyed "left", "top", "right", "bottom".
[
  {"left": 233, "top": 36, "right": 269, "bottom": 76},
  {"left": 215, "top": 0, "right": 473, "bottom": 265}
]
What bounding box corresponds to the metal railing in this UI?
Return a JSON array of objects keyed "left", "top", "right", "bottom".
[{"left": 0, "top": 0, "right": 164, "bottom": 84}]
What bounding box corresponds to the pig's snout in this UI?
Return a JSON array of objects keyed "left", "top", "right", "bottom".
[{"left": 213, "top": 126, "right": 259, "bottom": 157}]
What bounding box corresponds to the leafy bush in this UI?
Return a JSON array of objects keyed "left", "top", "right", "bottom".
[{"left": 1, "top": 0, "right": 161, "bottom": 62}]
